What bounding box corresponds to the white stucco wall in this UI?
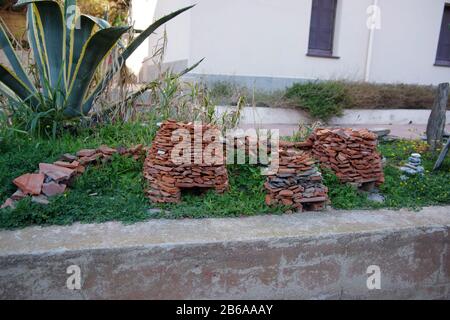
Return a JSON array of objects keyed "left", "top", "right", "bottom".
[
  {"left": 127, "top": 0, "right": 158, "bottom": 75},
  {"left": 147, "top": 0, "right": 192, "bottom": 64},
  {"left": 369, "top": 0, "right": 450, "bottom": 84},
  {"left": 189, "top": 0, "right": 378, "bottom": 82},
  {"left": 141, "top": 0, "right": 450, "bottom": 86}
]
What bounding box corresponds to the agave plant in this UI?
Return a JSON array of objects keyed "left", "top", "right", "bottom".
[{"left": 0, "top": 0, "right": 194, "bottom": 121}]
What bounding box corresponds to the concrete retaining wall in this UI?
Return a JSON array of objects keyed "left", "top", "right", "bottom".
[
  {"left": 215, "top": 106, "right": 450, "bottom": 126},
  {"left": 0, "top": 206, "right": 449, "bottom": 300}
]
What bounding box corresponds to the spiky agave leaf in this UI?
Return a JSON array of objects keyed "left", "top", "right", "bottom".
[
  {"left": 12, "top": 0, "right": 129, "bottom": 117},
  {"left": 0, "top": 64, "right": 38, "bottom": 105},
  {"left": 0, "top": 82, "right": 20, "bottom": 102},
  {"left": 64, "top": 0, "right": 113, "bottom": 82},
  {"left": 0, "top": 21, "right": 36, "bottom": 93},
  {"left": 64, "top": 0, "right": 77, "bottom": 82},
  {"left": 81, "top": 5, "right": 196, "bottom": 114},
  {"left": 3, "top": 0, "right": 197, "bottom": 120},
  {"left": 67, "top": 15, "right": 103, "bottom": 83},
  {"left": 65, "top": 26, "right": 130, "bottom": 117},
  {"left": 17, "top": 1, "right": 66, "bottom": 93}
]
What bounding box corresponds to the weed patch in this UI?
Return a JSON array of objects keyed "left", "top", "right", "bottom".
[{"left": 285, "top": 82, "right": 349, "bottom": 122}]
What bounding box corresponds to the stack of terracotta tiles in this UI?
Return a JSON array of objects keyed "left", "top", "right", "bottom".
[
  {"left": 1, "top": 145, "right": 145, "bottom": 209},
  {"left": 304, "top": 128, "right": 384, "bottom": 186},
  {"left": 264, "top": 143, "right": 328, "bottom": 213},
  {"left": 143, "top": 120, "right": 229, "bottom": 203}
]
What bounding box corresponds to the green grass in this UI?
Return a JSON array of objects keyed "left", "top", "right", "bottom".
[
  {"left": 154, "top": 164, "right": 285, "bottom": 219},
  {"left": 0, "top": 155, "right": 150, "bottom": 229},
  {"left": 0, "top": 123, "right": 284, "bottom": 229},
  {"left": 0, "top": 123, "right": 449, "bottom": 230},
  {"left": 0, "top": 122, "right": 157, "bottom": 229},
  {"left": 325, "top": 139, "right": 450, "bottom": 210},
  {"left": 377, "top": 140, "right": 450, "bottom": 208},
  {"left": 0, "top": 121, "right": 157, "bottom": 201}
]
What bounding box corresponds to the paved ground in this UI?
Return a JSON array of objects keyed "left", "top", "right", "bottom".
[{"left": 240, "top": 123, "right": 450, "bottom": 139}]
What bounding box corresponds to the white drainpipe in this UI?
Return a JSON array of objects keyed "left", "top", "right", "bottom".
[{"left": 364, "top": 0, "right": 379, "bottom": 82}]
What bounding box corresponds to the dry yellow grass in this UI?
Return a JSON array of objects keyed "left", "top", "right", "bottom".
[
  {"left": 211, "top": 81, "right": 449, "bottom": 110},
  {"left": 341, "top": 82, "right": 449, "bottom": 110}
]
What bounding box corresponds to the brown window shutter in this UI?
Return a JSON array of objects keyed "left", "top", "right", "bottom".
[
  {"left": 308, "top": 0, "right": 337, "bottom": 57},
  {"left": 436, "top": 5, "right": 450, "bottom": 65}
]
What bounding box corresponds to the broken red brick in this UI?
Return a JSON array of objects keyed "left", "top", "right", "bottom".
[
  {"left": 76, "top": 149, "right": 97, "bottom": 157},
  {"left": 11, "top": 189, "right": 27, "bottom": 201},
  {"left": 75, "top": 165, "right": 85, "bottom": 174},
  {"left": 42, "top": 182, "right": 67, "bottom": 197},
  {"left": 32, "top": 195, "right": 49, "bottom": 205},
  {"left": 98, "top": 145, "right": 117, "bottom": 155},
  {"left": 53, "top": 161, "right": 80, "bottom": 169},
  {"left": 281, "top": 198, "right": 294, "bottom": 206},
  {"left": 78, "top": 153, "right": 103, "bottom": 165},
  {"left": 1, "top": 198, "right": 16, "bottom": 209},
  {"left": 129, "top": 144, "right": 144, "bottom": 155},
  {"left": 265, "top": 194, "right": 274, "bottom": 206},
  {"left": 13, "top": 173, "right": 45, "bottom": 195},
  {"left": 299, "top": 196, "right": 328, "bottom": 203},
  {"left": 39, "top": 163, "right": 74, "bottom": 182},
  {"left": 279, "top": 189, "right": 294, "bottom": 197},
  {"left": 60, "top": 153, "right": 78, "bottom": 162}
]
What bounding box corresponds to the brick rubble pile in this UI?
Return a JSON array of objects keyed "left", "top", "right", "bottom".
[
  {"left": 304, "top": 128, "right": 385, "bottom": 186},
  {"left": 265, "top": 142, "right": 328, "bottom": 212},
  {"left": 1, "top": 145, "right": 145, "bottom": 209},
  {"left": 143, "top": 120, "right": 229, "bottom": 203}
]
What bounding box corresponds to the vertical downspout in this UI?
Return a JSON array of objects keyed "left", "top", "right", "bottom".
[{"left": 364, "top": 0, "right": 379, "bottom": 82}]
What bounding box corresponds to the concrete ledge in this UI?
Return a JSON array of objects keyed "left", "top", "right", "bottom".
[
  {"left": 216, "top": 106, "right": 450, "bottom": 126},
  {"left": 139, "top": 59, "right": 188, "bottom": 82},
  {"left": 183, "top": 73, "right": 309, "bottom": 92},
  {"left": 332, "top": 109, "right": 450, "bottom": 126},
  {"left": 1, "top": 206, "right": 449, "bottom": 299}
]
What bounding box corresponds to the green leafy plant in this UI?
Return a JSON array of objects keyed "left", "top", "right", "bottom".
[
  {"left": 322, "top": 168, "right": 376, "bottom": 210},
  {"left": 0, "top": 0, "right": 195, "bottom": 137},
  {"left": 129, "top": 71, "right": 242, "bottom": 132},
  {"left": 285, "top": 81, "right": 350, "bottom": 122}
]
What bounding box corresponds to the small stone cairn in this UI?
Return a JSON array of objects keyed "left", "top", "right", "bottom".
[{"left": 400, "top": 153, "right": 424, "bottom": 176}]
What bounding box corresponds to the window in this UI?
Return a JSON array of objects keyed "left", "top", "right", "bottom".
[
  {"left": 436, "top": 5, "right": 450, "bottom": 66},
  {"left": 307, "top": 0, "right": 338, "bottom": 58}
]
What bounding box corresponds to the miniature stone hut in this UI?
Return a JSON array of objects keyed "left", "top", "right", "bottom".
[
  {"left": 302, "top": 128, "right": 385, "bottom": 187},
  {"left": 264, "top": 142, "right": 329, "bottom": 212},
  {"left": 143, "top": 120, "right": 229, "bottom": 203}
]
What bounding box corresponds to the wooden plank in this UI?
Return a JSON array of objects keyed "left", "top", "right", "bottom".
[
  {"left": 433, "top": 139, "right": 450, "bottom": 171},
  {"left": 426, "top": 83, "right": 449, "bottom": 151}
]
